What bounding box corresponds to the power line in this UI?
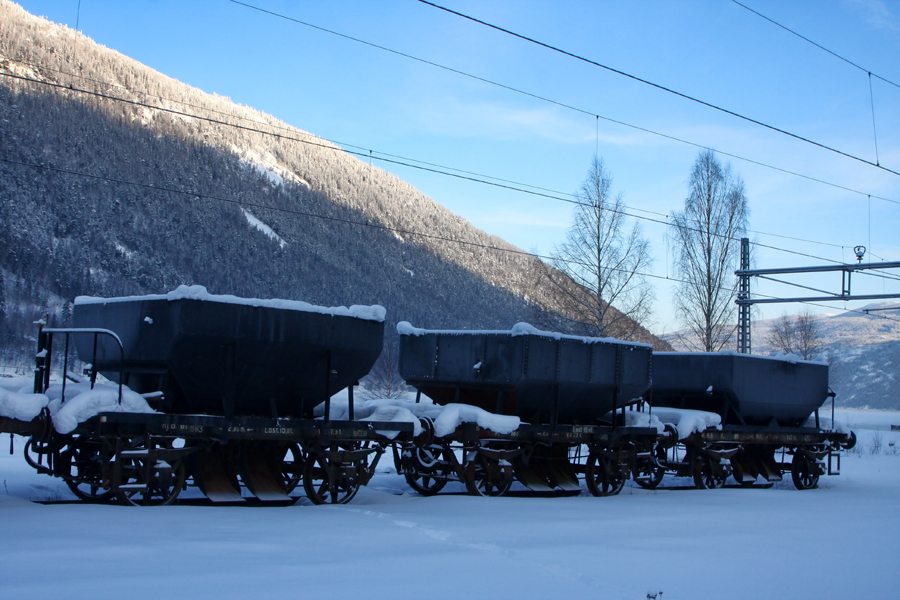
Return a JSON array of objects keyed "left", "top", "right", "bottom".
[
  {"left": 781, "top": 299, "right": 900, "bottom": 324},
  {"left": 730, "top": 0, "right": 900, "bottom": 90},
  {"left": 0, "top": 155, "right": 668, "bottom": 285},
  {"left": 10, "top": 52, "right": 898, "bottom": 220},
  {"left": 4, "top": 154, "right": 898, "bottom": 326},
  {"left": 225, "top": 0, "right": 900, "bottom": 207},
  {"left": 869, "top": 73, "right": 881, "bottom": 167},
  {"left": 3, "top": 69, "right": 897, "bottom": 275},
  {"left": 0, "top": 61, "right": 888, "bottom": 256},
  {"left": 730, "top": 0, "right": 893, "bottom": 168},
  {"left": 417, "top": 0, "right": 900, "bottom": 178}
]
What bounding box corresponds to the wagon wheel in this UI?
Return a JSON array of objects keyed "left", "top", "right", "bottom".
[
  {"left": 692, "top": 455, "right": 727, "bottom": 490},
  {"left": 633, "top": 455, "right": 665, "bottom": 490},
  {"left": 791, "top": 451, "right": 820, "bottom": 490},
  {"left": 114, "top": 438, "right": 187, "bottom": 507},
  {"left": 279, "top": 443, "right": 305, "bottom": 494},
  {"left": 302, "top": 449, "right": 362, "bottom": 505},
  {"left": 403, "top": 445, "right": 450, "bottom": 496},
  {"left": 464, "top": 452, "right": 513, "bottom": 497},
  {"left": 585, "top": 452, "right": 627, "bottom": 497},
  {"left": 60, "top": 435, "right": 115, "bottom": 503}
]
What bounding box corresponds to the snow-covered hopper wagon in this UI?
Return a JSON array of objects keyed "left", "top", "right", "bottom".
[
  {"left": 395, "top": 323, "right": 661, "bottom": 497},
  {"left": 646, "top": 351, "right": 855, "bottom": 490},
  {"left": 651, "top": 351, "right": 828, "bottom": 427},
  {"left": 72, "top": 289, "right": 385, "bottom": 418},
  {"left": 21, "top": 287, "right": 413, "bottom": 506},
  {"left": 398, "top": 322, "right": 652, "bottom": 424}
]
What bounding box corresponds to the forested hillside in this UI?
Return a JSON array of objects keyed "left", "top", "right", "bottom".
[{"left": 0, "top": 1, "right": 667, "bottom": 368}]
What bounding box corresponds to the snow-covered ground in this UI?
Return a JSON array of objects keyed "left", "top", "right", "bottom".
[{"left": 2, "top": 413, "right": 898, "bottom": 599}]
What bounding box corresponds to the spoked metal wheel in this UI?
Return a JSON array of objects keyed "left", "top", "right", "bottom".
[
  {"left": 403, "top": 445, "right": 450, "bottom": 496},
  {"left": 61, "top": 435, "right": 115, "bottom": 503},
  {"left": 693, "top": 455, "right": 727, "bottom": 490},
  {"left": 279, "top": 443, "right": 305, "bottom": 494},
  {"left": 465, "top": 452, "right": 513, "bottom": 497},
  {"left": 302, "top": 449, "right": 362, "bottom": 505},
  {"left": 633, "top": 459, "right": 665, "bottom": 490},
  {"left": 791, "top": 451, "right": 820, "bottom": 490},
  {"left": 585, "top": 452, "right": 627, "bottom": 497},
  {"left": 114, "top": 438, "right": 187, "bottom": 506}
]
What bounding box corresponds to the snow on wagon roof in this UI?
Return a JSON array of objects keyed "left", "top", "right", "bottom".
[
  {"left": 74, "top": 285, "right": 387, "bottom": 322},
  {"left": 654, "top": 350, "right": 827, "bottom": 365},
  {"left": 397, "top": 321, "right": 651, "bottom": 348}
]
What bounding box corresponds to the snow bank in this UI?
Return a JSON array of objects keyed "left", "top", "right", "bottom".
[
  {"left": 398, "top": 321, "right": 651, "bottom": 348},
  {"left": 619, "top": 410, "right": 666, "bottom": 434},
  {"left": 46, "top": 383, "right": 157, "bottom": 434},
  {"left": 0, "top": 387, "right": 49, "bottom": 422},
  {"left": 804, "top": 414, "right": 852, "bottom": 434},
  {"left": 0, "top": 376, "right": 35, "bottom": 394},
  {"left": 647, "top": 407, "right": 721, "bottom": 440},
  {"left": 315, "top": 397, "right": 520, "bottom": 438},
  {"left": 75, "top": 285, "right": 386, "bottom": 322},
  {"left": 431, "top": 403, "right": 519, "bottom": 437}
]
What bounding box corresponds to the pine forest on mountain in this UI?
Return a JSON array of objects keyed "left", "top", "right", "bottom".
[{"left": 0, "top": 1, "right": 668, "bottom": 376}]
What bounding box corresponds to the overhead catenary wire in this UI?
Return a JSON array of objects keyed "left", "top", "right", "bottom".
[
  {"left": 1, "top": 62, "right": 887, "bottom": 262},
  {"left": 417, "top": 0, "right": 900, "bottom": 177},
  {"left": 0, "top": 58, "right": 879, "bottom": 251},
  {"left": 4, "top": 58, "right": 894, "bottom": 237},
  {"left": 223, "top": 0, "right": 900, "bottom": 207},
  {"left": 729, "top": 0, "right": 900, "bottom": 90},
  {"left": 3, "top": 154, "right": 898, "bottom": 327},
  {"left": 732, "top": 0, "right": 895, "bottom": 169},
  {"left": 869, "top": 73, "right": 880, "bottom": 167},
  {"left": 3, "top": 68, "right": 899, "bottom": 282},
  {"left": 1, "top": 28, "right": 898, "bottom": 330},
  {"left": 0, "top": 155, "right": 675, "bottom": 284}
]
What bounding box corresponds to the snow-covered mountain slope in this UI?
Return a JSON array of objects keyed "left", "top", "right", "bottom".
[{"left": 0, "top": 0, "right": 666, "bottom": 364}]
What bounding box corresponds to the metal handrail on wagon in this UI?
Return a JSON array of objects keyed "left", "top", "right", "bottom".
[{"left": 36, "top": 326, "right": 125, "bottom": 405}]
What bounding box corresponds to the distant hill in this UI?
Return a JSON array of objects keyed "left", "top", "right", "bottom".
[
  {"left": 0, "top": 0, "right": 668, "bottom": 369},
  {"left": 665, "top": 303, "right": 900, "bottom": 410}
]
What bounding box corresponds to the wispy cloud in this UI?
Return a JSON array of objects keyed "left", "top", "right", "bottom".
[
  {"left": 473, "top": 211, "right": 569, "bottom": 228},
  {"left": 845, "top": 0, "right": 900, "bottom": 33},
  {"left": 407, "top": 95, "right": 656, "bottom": 147}
]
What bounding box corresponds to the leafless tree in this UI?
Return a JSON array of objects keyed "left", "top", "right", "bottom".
[
  {"left": 536, "top": 157, "right": 653, "bottom": 339},
  {"left": 359, "top": 340, "right": 408, "bottom": 400},
  {"left": 670, "top": 150, "right": 748, "bottom": 351},
  {"left": 767, "top": 309, "right": 822, "bottom": 360}
]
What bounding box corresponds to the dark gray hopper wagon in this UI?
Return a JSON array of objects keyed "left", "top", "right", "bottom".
[
  {"left": 651, "top": 352, "right": 829, "bottom": 427},
  {"left": 72, "top": 296, "right": 384, "bottom": 418},
  {"left": 395, "top": 324, "right": 658, "bottom": 497},
  {"left": 399, "top": 325, "right": 652, "bottom": 425},
  {"left": 39, "top": 293, "right": 410, "bottom": 506},
  {"left": 648, "top": 352, "right": 853, "bottom": 491}
]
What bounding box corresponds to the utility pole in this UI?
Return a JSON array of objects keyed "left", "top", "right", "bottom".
[{"left": 737, "top": 237, "right": 751, "bottom": 354}]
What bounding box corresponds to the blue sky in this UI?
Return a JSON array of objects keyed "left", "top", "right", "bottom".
[{"left": 14, "top": 0, "right": 900, "bottom": 335}]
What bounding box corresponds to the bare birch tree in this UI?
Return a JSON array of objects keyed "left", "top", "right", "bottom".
[
  {"left": 359, "top": 340, "right": 408, "bottom": 400},
  {"left": 670, "top": 150, "right": 748, "bottom": 351},
  {"left": 537, "top": 157, "right": 653, "bottom": 339},
  {"left": 767, "top": 309, "right": 822, "bottom": 360}
]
